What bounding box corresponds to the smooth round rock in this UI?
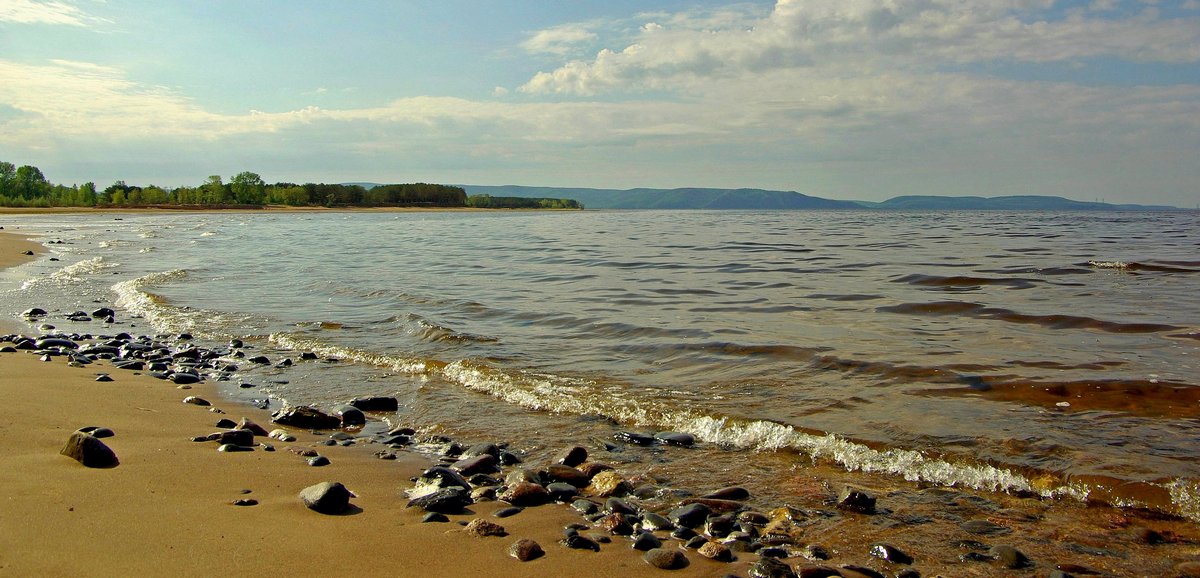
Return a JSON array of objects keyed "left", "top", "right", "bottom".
[
  {"left": 643, "top": 547, "right": 688, "bottom": 570},
  {"left": 307, "top": 455, "right": 331, "bottom": 466},
  {"left": 870, "top": 543, "right": 913, "bottom": 564},
  {"left": 989, "top": 544, "right": 1031, "bottom": 569},
  {"left": 836, "top": 486, "right": 876, "bottom": 514},
  {"left": 632, "top": 532, "right": 662, "bottom": 551},
  {"left": 422, "top": 512, "right": 449, "bottom": 523},
  {"left": 557, "top": 445, "right": 589, "bottom": 467},
  {"left": 698, "top": 541, "right": 734, "bottom": 562},
  {"left": 182, "top": 396, "right": 211, "bottom": 406},
  {"left": 749, "top": 557, "right": 798, "bottom": 578},
  {"left": 654, "top": 431, "right": 695, "bottom": 446},
  {"left": 499, "top": 481, "right": 551, "bottom": 507},
  {"left": 298, "top": 481, "right": 353, "bottom": 514},
  {"left": 509, "top": 538, "right": 545, "bottom": 561},
  {"left": 561, "top": 534, "right": 601, "bottom": 552},
  {"left": 407, "top": 487, "right": 470, "bottom": 514},
  {"left": 76, "top": 426, "right": 114, "bottom": 439}
]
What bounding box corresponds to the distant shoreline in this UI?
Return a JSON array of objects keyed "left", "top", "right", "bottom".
[{"left": 0, "top": 205, "right": 582, "bottom": 215}]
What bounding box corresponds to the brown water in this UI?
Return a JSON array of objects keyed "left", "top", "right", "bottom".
[{"left": 4, "top": 210, "right": 1199, "bottom": 545}]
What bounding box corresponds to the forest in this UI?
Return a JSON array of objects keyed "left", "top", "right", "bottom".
[{"left": 0, "top": 162, "right": 581, "bottom": 210}]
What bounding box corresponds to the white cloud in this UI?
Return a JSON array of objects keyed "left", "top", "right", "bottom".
[
  {"left": 521, "top": 23, "right": 597, "bottom": 56},
  {"left": 0, "top": 0, "right": 96, "bottom": 26},
  {"left": 519, "top": 0, "right": 1200, "bottom": 96}
]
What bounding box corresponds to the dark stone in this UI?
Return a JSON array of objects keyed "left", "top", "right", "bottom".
[
  {"left": 989, "top": 545, "right": 1031, "bottom": 569},
  {"left": 543, "top": 464, "right": 590, "bottom": 488},
  {"left": 76, "top": 426, "right": 114, "bottom": 439},
  {"left": 705, "top": 514, "right": 737, "bottom": 538},
  {"left": 546, "top": 482, "right": 579, "bottom": 502},
  {"left": 632, "top": 532, "right": 662, "bottom": 551},
  {"left": 422, "top": 512, "right": 449, "bottom": 523},
  {"left": 869, "top": 543, "right": 913, "bottom": 564},
  {"left": 680, "top": 497, "right": 746, "bottom": 514},
  {"left": 333, "top": 405, "right": 366, "bottom": 426},
  {"left": 703, "top": 486, "right": 750, "bottom": 501},
  {"left": 113, "top": 360, "right": 144, "bottom": 371},
  {"left": 236, "top": 418, "right": 270, "bottom": 437},
  {"left": 215, "top": 429, "right": 255, "bottom": 446},
  {"left": 91, "top": 308, "right": 115, "bottom": 319},
  {"left": 749, "top": 557, "right": 798, "bottom": 578},
  {"left": 35, "top": 338, "right": 78, "bottom": 349},
  {"left": 572, "top": 499, "right": 599, "bottom": 515},
  {"left": 217, "top": 443, "right": 252, "bottom": 452},
  {"left": 894, "top": 569, "right": 921, "bottom": 578},
  {"left": 613, "top": 431, "right": 656, "bottom": 446},
  {"left": 494, "top": 506, "right": 523, "bottom": 518},
  {"left": 298, "top": 481, "right": 353, "bottom": 514},
  {"left": 654, "top": 431, "right": 695, "bottom": 446},
  {"left": 605, "top": 497, "right": 638, "bottom": 515},
  {"left": 597, "top": 513, "right": 634, "bottom": 536},
  {"left": 307, "top": 455, "right": 331, "bottom": 467},
  {"left": 271, "top": 405, "right": 341, "bottom": 430},
  {"left": 461, "top": 442, "right": 500, "bottom": 459},
  {"left": 557, "top": 445, "right": 589, "bottom": 467},
  {"left": 795, "top": 565, "right": 842, "bottom": 578},
  {"left": 231, "top": 498, "right": 258, "bottom": 506},
  {"left": 509, "top": 538, "right": 544, "bottom": 561},
  {"left": 836, "top": 486, "right": 876, "bottom": 514},
  {"left": 468, "top": 473, "right": 500, "bottom": 487},
  {"left": 418, "top": 466, "right": 472, "bottom": 491},
  {"left": 215, "top": 418, "right": 237, "bottom": 429},
  {"left": 452, "top": 454, "right": 499, "bottom": 476},
  {"left": 800, "top": 544, "right": 831, "bottom": 561},
  {"left": 499, "top": 481, "right": 551, "bottom": 507},
  {"left": 578, "top": 462, "right": 613, "bottom": 478},
  {"left": 182, "top": 396, "right": 210, "bottom": 406},
  {"left": 498, "top": 450, "right": 522, "bottom": 465},
  {"left": 643, "top": 547, "right": 688, "bottom": 570},
  {"left": 561, "top": 534, "right": 601, "bottom": 552},
  {"left": 407, "top": 487, "right": 471, "bottom": 514},
  {"left": 22, "top": 308, "right": 47, "bottom": 317},
  {"left": 169, "top": 372, "right": 201, "bottom": 385},
  {"left": 247, "top": 355, "right": 270, "bottom": 364},
  {"left": 669, "top": 502, "right": 712, "bottom": 528},
  {"left": 670, "top": 527, "right": 697, "bottom": 541},
  {"left": 840, "top": 565, "right": 886, "bottom": 578},
  {"left": 60, "top": 432, "right": 119, "bottom": 468},
  {"left": 464, "top": 518, "right": 507, "bottom": 537},
  {"left": 759, "top": 547, "right": 789, "bottom": 559},
  {"left": 684, "top": 536, "right": 708, "bottom": 549}
]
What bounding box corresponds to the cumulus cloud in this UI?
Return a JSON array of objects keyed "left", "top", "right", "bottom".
[
  {"left": 0, "top": 0, "right": 96, "bottom": 26},
  {"left": 521, "top": 23, "right": 598, "bottom": 55},
  {"left": 520, "top": 0, "right": 1200, "bottom": 96}
]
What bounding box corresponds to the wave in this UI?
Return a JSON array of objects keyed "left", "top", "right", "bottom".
[
  {"left": 1088, "top": 260, "right": 1200, "bottom": 273},
  {"left": 878, "top": 301, "right": 1181, "bottom": 333},
  {"left": 21, "top": 256, "right": 117, "bottom": 290}
]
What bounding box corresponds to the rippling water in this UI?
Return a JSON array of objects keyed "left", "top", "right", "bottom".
[{"left": 3, "top": 210, "right": 1198, "bottom": 519}]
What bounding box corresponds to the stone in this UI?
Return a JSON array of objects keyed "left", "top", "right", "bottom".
[
  {"left": 418, "top": 466, "right": 472, "bottom": 491},
  {"left": 698, "top": 541, "right": 734, "bottom": 562},
  {"left": 557, "top": 445, "right": 589, "bottom": 467},
  {"left": 236, "top": 418, "right": 270, "bottom": 437},
  {"left": 654, "top": 431, "right": 695, "bottom": 446},
  {"left": 795, "top": 565, "right": 842, "bottom": 578},
  {"left": 470, "top": 486, "right": 497, "bottom": 501},
  {"left": 839, "top": 565, "right": 886, "bottom": 578},
  {"left": 422, "top": 512, "right": 449, "bottom": 523},
  {"left": 509, "top": 538, "right": 544, "bottom": 561},
  {"left": 641, "top": 512, "right": 676, "bottom": 532},
  {"left": 298, "top": 481, "right": 354, "bottom": 514},
  {"left": 960, "top": 519, "right": 1011, "bottom": 535},
  {"left": 452, "top": 454, "right": 499, "bottom": 476},
  {"left": 989, "top": 545, "right": 1031, "bottom": 569},
  {"left": 836, "top": 486, "right": 876, "bottom": 514},
  {"left": 632, "top": 532, "right": 662, "bottom": 551},
  {"left": 749, "top": 556, "right": 798, "bottom": 578},
  {"left": 461, "top": 442, "right": 500, "bottom": 459},
  {"left": 668, "top": 503, "right": 712, "bottom": 528},
  {"left": 499, "top": 481, "right": 551, "bottom": 507},
  {"left": 681, "top": 497, "right": 746, "bottom": 514},
  {"left": 561, "top": 534, "right": 601, "bottom": 552},
  {"left": 613, "top": 431, "right": 656, "bottom": 446},
  {"left": 544, "top": 464, "right": 590, "bottom": 488},
  {"left": 643, "top": 547, "right": 688, "bottom": 570},
  {"left": 94, "top": 374, "right": 113, "bottom": 382},
  {"left": 307, "top": 455, "right": 331, "bottom": 466},
  {"left": 597, "top": 513, "right": 634, "bottom": 536},
  {"left": 464, "top": 518, "right": 507, "bottom": 537},
  {"left": 546, "top": 482, "right": 579, "bottom": 502},
  {"left": 333, "top": 405, "right": 366, "bottom": 426},
  {"left": 407, "top": 487, "right": 470, "bottom": 514},
  {"left": 214, "top": 429, "right": 255, "bottom": 446},
  {"left": 494, "top": 506, "right": 523, "bottom": 518},
  {"left": 572, "top": 499, "right": 599, "bottom": 515},
  {"left": 578, "top": 461, "right": 614, "bottom": 478},
  {"left": 268, "top": 428, "right": 297, "bottom": 442},
  {"left": 60, "top": 432, "right": 119, "bottom": 468},
  {"left": 76, "top": 426, "right": 114, "bottom": 439},
  {"left": 588, "top": 470, "right": 630, "bottom": 497},
  {"left": 217, "top": 443, "right": 252, "bottom": 452},
  {"left": 703, "top": 486, "right": 750, "bottom": 501},
  {"left": 182, "top": 396, "right": 211, "bottom": 406},
  {"left": 869, "top": 543, "right": 913, "bottom": 564},
  {"left": 271, "top": 405, "right": 341, "bottom": 430}
]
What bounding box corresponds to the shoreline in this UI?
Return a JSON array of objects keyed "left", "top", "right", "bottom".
[
  {"left": 3, "top": 222, "right": 1200, "bottom": 577},
  {"left": 0, "top": 205, "right": 578, "bottom": 215}
]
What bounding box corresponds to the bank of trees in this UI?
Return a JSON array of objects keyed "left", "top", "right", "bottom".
[{"left": 0, "top": 162, "right": 573, "bottom": 209}]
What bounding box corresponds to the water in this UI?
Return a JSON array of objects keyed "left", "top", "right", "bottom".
[{"left": 3, "top": 209, "right": 1199, "bottom": 520}]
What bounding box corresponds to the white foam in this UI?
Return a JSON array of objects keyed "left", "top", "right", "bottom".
[{"left": 21, "top": 256, "right": 116, "bottom": 290}]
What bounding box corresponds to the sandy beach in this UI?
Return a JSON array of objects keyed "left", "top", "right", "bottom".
[
  {"left": 0, "top": 228, "right": 737, "bottom": 577},
  {"left": 5, "top": 222, "right": 1200, "bottom": 578}
]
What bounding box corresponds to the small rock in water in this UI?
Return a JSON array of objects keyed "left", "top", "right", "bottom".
[
  {"left": 508, "top": 538, "right": 544, "bottom": 561},
  {"left": 557, "top": 445, "right": 589, "bottom": 467},
  {"left": 499, "top": 481, "right": 551, "bottom": 507},
  {"left": 869, "top": 543, "right": 913, "bottom": 564},
  {"left": 494, "top": 506, "right": 523, "bottom": 519},
  {"left": 703, "top": 486, "right": 750, "bottom": 501},
  {"left": 654, "top": 431, "right": 695, "bottom": 446},
  {"left": 349, "top": 396, "right": 399, "bottom": 412},
  {"left": 298, "top": 481, "right": 354, "bottom": 515},
  {"left": 749, "top": 557, "right": 798, "bottom": 578},
  {"left": 406, "top": 487, "right": 470, "bottom": 514},
  {"left": 631, "top": 532, "right": 662, "bottom": 551},
  {"left": 613, "top": 431, "right": 656, "bottom": 446},
  {"left": 643, "top": 547, "right": 688, "bottom": 570},
  {"left": 669, "top": 503, "right": 712, "bottom": 529},
  {"left": 60, "top": 432, "right": 119, "bottom": 468},
  {"left": 588, "top": 470, "right": 629, "bottom": 498},
  {"left": 271, "top": 405, "right": 340, "bottom": 429},
  {"left": 231, "top": 498, "right": 258, "bottom": 506},
  {"left": 989, "top": 544, "right": 1031, "bottom": 569},
  {"left": 840, "top": 565, "right": 886, "bottom": 578},
  {"left": 268, "top": 428, "right": 297, "bottom": 442},
  {"left": 421, "top": 512, "right": 449, "bottom": 523},
  {"left": 560, "top": 534, "right": 601, "bottom": 552},
  {"left": 698, "top": 541, "right": 734, "bottom": 562},
  {"left": 836, "top": 486, "right": 876, "bottom": 514},
  {"left": 464, "top": 518, "right": 507, "bottom": 537}
]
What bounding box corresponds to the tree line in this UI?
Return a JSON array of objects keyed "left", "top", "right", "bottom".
[{"left": 0, "top": 162, "right": 582, "bottom": 210}]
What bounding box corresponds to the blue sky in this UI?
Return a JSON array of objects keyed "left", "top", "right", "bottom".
[{"left": 1, "top": 0, "right": 1198, "bottom": 205}]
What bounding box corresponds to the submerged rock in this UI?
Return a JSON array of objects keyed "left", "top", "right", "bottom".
[
  {"left": 643, "top": 548, "right": 688, "bottom": 570},
  {"left": 407, "top": 487, "right": 470, "bottom": 514},
  {"left": 271, "top": 405, "right": 340, "bottom": 430}
]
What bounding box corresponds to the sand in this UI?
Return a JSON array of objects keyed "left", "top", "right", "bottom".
[{"left": 0, "top": 230, "right": 734, "bottom": 577}]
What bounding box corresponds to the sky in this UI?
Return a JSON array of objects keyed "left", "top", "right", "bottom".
[{"left": 1, "top": 0, "right": 1198, "bottom": 205}]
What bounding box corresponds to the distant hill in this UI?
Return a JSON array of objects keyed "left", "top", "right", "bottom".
[
  {"left": 347, "top": 183, "right": 1182, "bottom": 211},
  {"left": 862, "top": 195, "right": 1180, "bottom": 211},
  {"left": 457, "top": 185, "right": 862, "bottom": 210}
]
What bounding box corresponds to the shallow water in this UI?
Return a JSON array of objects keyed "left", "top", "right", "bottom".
[{"left": 3, "top": 209, "right": 1198, "bottom": 521}]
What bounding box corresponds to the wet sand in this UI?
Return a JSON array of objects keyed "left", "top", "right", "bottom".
[{"left": 4, "top": 225, "right": 1200, "bottom": 577}]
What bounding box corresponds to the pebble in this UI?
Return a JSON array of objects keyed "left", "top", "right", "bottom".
[
  {"left": 76, "top": 426, "right": 114, "bottom": 439},
  {"left": 509, "top": 538, "right": 544, "bottom": 561},
  {"left": 749, "top": 557, "right": 798, "bottom": 578},
  {"left": 588, "top": 470, "right": 629, "bottom": 497},
  {"left": 654, "top": 431, "right": 695, "bottom": 446},
  {"left": 869, "top": 543, "right": 913, "bottom": 564},
  {"left": 839, "top": 565, "right": 886, "bottom": 578},
  {"left": 499, "top": 481, "right": 551, "bottom": 507},
  {"left": 182, "top": 396, "right": 211, "bottom": 407},
  {"left": 557, "top": 445, "right": 589, "bottom": 467},
  {"left": 668, "top": 502, "right": 712, "bottom": 528},
  {"left": 231, "top": 499, "right": 258, "bottom": 506},
  {"left": 561, "top": 534, "right": 601, "bottom": 552},
  {"left": 836, "top": 486, "right": 876, "bottom": 514},
  {"left": 422, "top": 512, "right": 449, "bottom": 523},
  {"left": 298, "top": 481, "right": 354, "bottom": 515},
  {"left": 494, "top": 507, "right": 523, "bottom": 518},
  {"left": 307, "top": 455, "right": 330, "bottom": 466},
  {"left": 406, "top": 487, "right": 470, "bottom": 514},
  {"left": 217, "top": 443, "right": 252, "bottom": 452},
  {"left": 698, "top": 541, "right": 734, "bottom": 562},
  {"left": 795, "top": 565, "right": 841, "bottom": 578},
  {"left": 989, "top": 544, "right": 1031, "bottom": 569},
  {"left": 464, "top": 518, "right": 507, "bottom": 537},
  {"left": 643, "top": 547, "right": 688, "bottom": 570},
  {"left": 632, "top": 532, "right": 662, "bottom": 551}
]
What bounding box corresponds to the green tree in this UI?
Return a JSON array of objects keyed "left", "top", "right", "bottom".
[
  {"left": 14, "top": 165, "right": 50, "bottom": 199},
  {"left": 0, "top": 162, "right": 15, "bottom": 198},
  {"left": 202, "top": 175, "right": 229, "bottom": 204},
  {"left": 230, "top": 171, "right": 265, "bottom": 205}
]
